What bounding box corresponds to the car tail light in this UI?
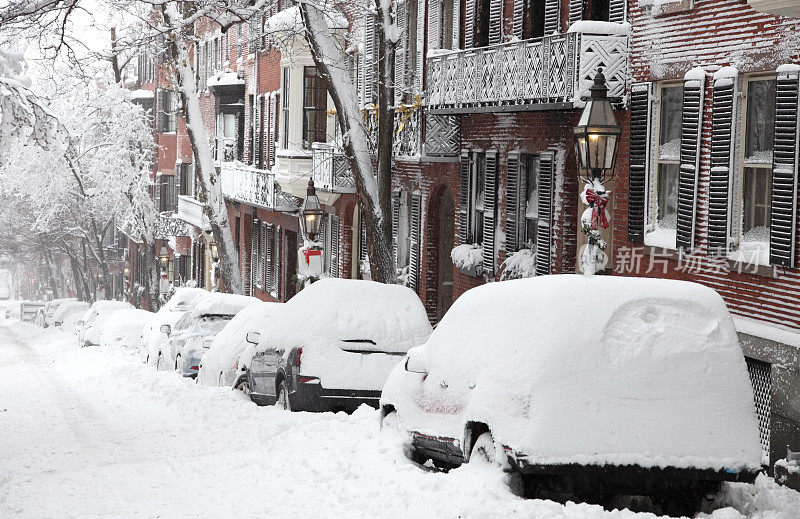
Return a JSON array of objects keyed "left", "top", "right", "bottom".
[
  {"left": 191, "top": 365, "right": 199, "bottom": 371},
  {"left": 295, "top": 347, "right": 303, "bottom": 367},
  {"left": 234, "top": 361, "right": 239, "bottom": 371},
  {"left": 299, "top": 376, "right": 319, "bottom": 384}
]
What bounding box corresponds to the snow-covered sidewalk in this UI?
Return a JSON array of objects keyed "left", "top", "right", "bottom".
[{"left": 0, "top": 322, "right": 797, "bottom": 518}]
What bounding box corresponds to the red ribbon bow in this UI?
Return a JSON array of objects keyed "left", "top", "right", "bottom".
[
  {"left": 585, "top": 189, "right": 610, "bottom": 230},
  {"left": 303, "top": 248, "right": 321, "bottom": 264}
]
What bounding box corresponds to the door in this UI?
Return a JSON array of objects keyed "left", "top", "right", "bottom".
[
  {"left": 285, "top": 231, "right": 298, "bottom": 300},
  {"left": 250, "top": 346, "right": 282, "bottom": 400},
  {"left": 436, "top": 189, "right": 455, "bottom": 321}
]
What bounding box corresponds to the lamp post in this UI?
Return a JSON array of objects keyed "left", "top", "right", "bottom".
[
  {"left": 123, "top": 260, "right": 131, "bottom": 277},
  {"left": 158, "top": 245, "right": 169, "bottom": 270},
  {"left": 573, "top": 69, "right": 621, "bottom": 275},
  {"left": 300, "top": 179, "right": 323, "bottom": 242}
]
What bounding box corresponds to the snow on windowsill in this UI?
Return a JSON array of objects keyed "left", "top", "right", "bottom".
[
  {"left": 644, "top": 227, "right": 677, "bottom": 250},
  {"left": 728, "top": 228, "right": 770, "bottom": 267},
  {"left": 567, "top": 21, "right": 630, "bottom": 36},
  {"left": 733, "top": 315, "right": 800, "bottom": 350},
  {"left": 207, "top": 71, "right": 244, "bottom": 88}
]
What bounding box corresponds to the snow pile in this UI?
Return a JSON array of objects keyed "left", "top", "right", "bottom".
[
  {"left": 734, "top": 316, "right": 800, "bottom": 349},
  {"left": 249, "top": 279, "right": 431, "bottom": 390},
  {"left": 451, "top": 243, "right": 483, "bottom": 272},
  {"left": 729, "top": 227, "right": 770, "bottom": 267},
  {"left": 644, "top": 225, "right": 677, "bottom": 249},
  {"left": 382, "top": 275, "right": 763, "bottom": 472},
  {"left": 207, "top": 71, "right": 243, "bottom": 88},
  {"left": 130, "top": 89, "right": 153, "bottom": 99},
  {"left": 500, "top": 248, "right": 537, "bottom": 280},
  {"left": 197, "top": 301, "right": 283, "bottom": 387},
  {"left": 567, "top": 21, "right": 631, "bottom": 36},
  {"left": 51, "top": 300, "right": 90, "bottom": 327}
]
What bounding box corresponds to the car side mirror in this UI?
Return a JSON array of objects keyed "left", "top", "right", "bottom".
[
  {"left": 160, "top": 324, "right": 171, "bottom": 336},
  {"left": 404, "top": 351, "right": 428, "bottom": 374},
  {"left": 203, "top": 339, "right": 213, "bottom": 349},
  {"left": 245, "top": 331, "right": 261, "bottom": 345},
  {"left": 77, "top": 320, "right": 84, "bottom": 327}
]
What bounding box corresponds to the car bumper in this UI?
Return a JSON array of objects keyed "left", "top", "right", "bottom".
[{"left": 290, "top": 381, "right": 381, "bottom": 413}]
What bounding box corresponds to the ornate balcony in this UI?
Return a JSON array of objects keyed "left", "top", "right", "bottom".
[
  {"left": 426, "top": 30, "right": 628, "bottom": 113},
  {"left": 155, "top": 212, "right": 190, "bottom": 239},
  {"left": 311, "top": 143, "right": 356, "bottom": 194},
  {"left": 176, "top": 195, "right": 208, "bottom": 230},
  {"left": 220, "top": 163, "right": 301, "bottom": 212}
]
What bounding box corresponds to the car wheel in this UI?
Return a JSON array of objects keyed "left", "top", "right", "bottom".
[
  {"left": 235, "top": 379, "right": 251, "bottom": 396},
  {"left": 277, "top": 380, "right": 291, "bottom": 411},
  {"left": 381, "top": 411, "right": 399, "bottom": 433}
]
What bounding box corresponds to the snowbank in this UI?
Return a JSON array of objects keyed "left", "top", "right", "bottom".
[
  {"left": 383, "top": 275, "right": 762, "bottom": 472},
  {"left": 94, "top": 308, "right": 153, "bottom": 349}
]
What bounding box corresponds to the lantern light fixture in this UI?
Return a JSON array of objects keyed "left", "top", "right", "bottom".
[{"left": 573, "top": 69, "right": 622, "bottom": 185}]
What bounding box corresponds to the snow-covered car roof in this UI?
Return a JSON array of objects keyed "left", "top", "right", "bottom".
[
  {"left": 93, "top": 309, "right": 154, "bottom": 348},
  {"left": 162, "top": 287, "right": 208, "bottom": 313},
  {"left": 51, "top": 301, "right": 90, "bottom": 322},
  {"left": 387, "top": 275, "right": 762, "bottom": 472},
  {"left": 256, "top": 279, "right": 432, "bottom": 354},
  {"left": 190, "top": 292, "right": 260, "bottom": 317},
  {"left": 89, "top": 300, "right": 132, "bottom": 312}
]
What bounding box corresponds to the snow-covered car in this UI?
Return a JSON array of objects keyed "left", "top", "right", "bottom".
[
  {"left": 158, "top": 293, "right": 259, "bottom": 377},
  {"left": 92, "top": 308, "right": 154, "bottom": 349},
  {"left": 35, "top": 298, "right": 78, "bottom": 327},
  {"left": 51, "top": 300, "right": 90, "bottom": 329},
  {"left": 78, "top": 300, "right": 133, "bottom": 347},
  {"left": 380, "top": 275, "right": 763, "bottom": 516},
  {"left": 19, "top": 300, "right": 45, "bottom": 323},
  {"left": 138, "top": 287, "right": 207, "bottom": 365},
  {"left": 243, "top": 279, "right": 432, "bottom": 412},
  {"left": 197, "top": 301, "right": 283, "bottom": 388}
]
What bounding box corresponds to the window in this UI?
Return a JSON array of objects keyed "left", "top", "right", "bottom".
[
  {"left": 178, "top": 163, "right": 192, "bottom": 197},
  {"left": 588, "top": 0, "right": 610, "bottom": 21},
  {"left": 521, "top": 0, "right": 546, "bottom": 39},
  {"left": 467, "top": 153, "right": 487, "bottom": 243},
  {"left": 473, "top": 0, "right": 491, "bottom": 48},
  {"left": 653, "top": 84, "right": 682, "bottom": 241},
  {"left": 302, "top": 66, "right": 327, "bottom": 149},
  {"left": 741, "top": 77, "right": 776, "bottom": 243},
  {"left": 282, "top": 67, "right": 290, "bottom": 149},
  {"left": 408, "top": 0, "right": 419, "bottom": 83},
  {"left": 521, "top": 155, "right": 539, "bottom": 247},
  {"left": 159, "top": 90, "right": 178, "bottom": 133}
]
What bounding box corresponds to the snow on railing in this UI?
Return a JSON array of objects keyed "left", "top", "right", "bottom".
[
  {"left": 176, "top": 195, "right": 208, "bottom": 230},
  {"left": 219, "top": 163, "right": 276, "bottom": 209},
  {"left": 311, "top": 143, "right": 356, "bottom": 194},
  {"left": 427, "top": 31, "right": 628, "bottom": 110}
]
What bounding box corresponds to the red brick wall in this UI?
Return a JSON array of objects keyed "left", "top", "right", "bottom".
[{"left": 617, "top": 0, "right": 800, "bottom": 330}]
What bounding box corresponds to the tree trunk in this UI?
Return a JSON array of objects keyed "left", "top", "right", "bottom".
[
  {"left": 161, "top": 5, "right": 243, "bottom": 294},
  {"left": 44, "top": 247, "right": 59, "bottom": 299},
  {"left": 298, "top": 3, "right": 397, "bottom": 284}
]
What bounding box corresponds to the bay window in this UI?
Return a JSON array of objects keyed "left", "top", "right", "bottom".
[{"left": 302, "top": 66, "right": 327, "bottom": 149}]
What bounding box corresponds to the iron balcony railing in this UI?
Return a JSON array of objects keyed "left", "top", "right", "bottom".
[
  {"left": 220, "top": 163, "right": 301, "bottom": 211},
  {"left": 311, "top": 143, "right": 356, "bottom": 194},
  {"left": 176, "top": 195, "right": 208, "bottom": 230},
  {"left": 426, "top": 31, "right": 628, "bottom": 111}
]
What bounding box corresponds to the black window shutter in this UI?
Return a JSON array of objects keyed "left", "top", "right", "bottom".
[
  {"left": 359, "top": 213, "right": 367, "bottom": 263},
  {"left": 250, "top": 218, "right": 258, "bottom": 294},
  {"left": 770, "top": 68, "right": 800, "bottom": 267},
  {"left": 489, "top": 0, "right": 503, "bottom": 45},
  {"left": 676, "top": 72, "right": 706, "bottom": 251},
  {"left": 707, "top": 73, "right": 737, "bottom": 256},
  {"left": 544, "top": 0, "right": 560, "bottom": 35},
  {"left": 330, "top": 216, "right": 340, "bottom": 278},
  {"left": 266, "top": 224, "right": 275, "bottom": 292},
  {"left": 628, "top": 82, "right": 652, "bottom": 243},
  {"left": 512, "top": 0, "right": 524, "bottom": 39},
  {"left": 464, "top": 0, "right": 475, "bottom": 48},
  {"left": 535, "top": 151, "right": 555, "bottom": 276},
  {"left": 459, "top": 150, "right": 471, "bottom": 244},
  {"left": 609, "top": 0, "right": 626, "bottom": 23},
  {"left": 392, "top": 191, "right": 401, "bottom": 265},
  {"left": 482, "top": 150, "right": 498, "bottom": 277},
  {"left": 409, "top": 192, "right": 422, "bottom": 292},
  {"left": 569, "top": 0, "right": 583, "bottom": 26},
  {"left": 318, "top": 213, "right": 327, "bottom": 273},
  {"left": 505, "top": 151, "right": 521, "bottom": 252}
]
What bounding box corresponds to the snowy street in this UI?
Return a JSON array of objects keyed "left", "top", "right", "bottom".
[{"left": 0, "top": 322, "right": 797, "bottom": 519}]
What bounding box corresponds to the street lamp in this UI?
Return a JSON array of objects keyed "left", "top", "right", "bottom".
[
  {"left": 300, "top": 178, "right": 323, "bottom": 242},
  {"left": 159, "top": 245, "right": 170, "bottom": 269},
  {"left": 573, "top": 69, "right": 621, "bottom": 185},
  {"left": 210, "top": 242, "right": 219, "bottom": 262},
  {"left": 123, "top": 260, "right": 131, "bottom": 277},
  {"left": 574, "top": 69, "right": 621, "bottom": 276}
]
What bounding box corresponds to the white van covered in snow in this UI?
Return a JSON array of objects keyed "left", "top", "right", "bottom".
[{"left": 380, "top": 275, "right": 762, "bottom": 516}]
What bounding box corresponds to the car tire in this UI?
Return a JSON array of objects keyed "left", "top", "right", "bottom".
[
  {"left": 235, "top": 378, "right": 251, "bottom": 396},
  {"left": 277, "top": 380, "right": 291, "bottom": 411},
  {"left": 381, "top": 411, "right": 399, "bottom": 433}
]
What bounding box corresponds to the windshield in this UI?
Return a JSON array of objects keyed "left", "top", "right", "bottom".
[{"left": 198, "top": 315, "right": 232, "bottom": 334}]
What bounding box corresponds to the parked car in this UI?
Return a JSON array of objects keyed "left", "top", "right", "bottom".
[
  {"left": 19, "top": 300, "right": 46, "bottom": 323},
  {"left": 242, "top": 279, "right": 432, "bottom": 412},
  {"left": 139, "top": 287, "right": 208, "bottom": 365},
  {"left": 92, "top": 308, "right": 154, "bottom": 349},
  {"left": 197, "top": 301, "right": 283, "bottom": 389},
  {"left": 380, "top": 275, "right": 763, "bottom": 516},
  {"left": 51, "top": 300, "right": 90, "bottom": 330},
  {"left": 78, "top": 300, "right": 133, "bottom": 347},
  {"left": 158, "top": 293, "right": 259, "bottom": 377},
  {"left": 34, "top": 298, "right": 78, "bottom": 327}
]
